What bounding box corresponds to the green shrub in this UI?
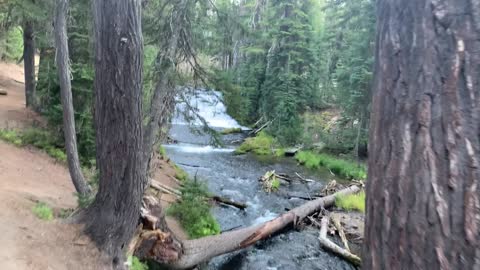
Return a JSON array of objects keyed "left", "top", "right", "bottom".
[
  {"left": 167, "top": 179, "right": 220, "bottom": 239},
  {"left": 0, "top": 129, "right": 23, "bottom": 146},
  {"left": 3, "top": 26, "right": 23, "bottom": 60},
  {"left": 20, "top": 128, "right": 59, "bottom": 149},
  {"left": 220, "top": 127, "right": 243, "bottom": 135},
  {"left": 0, "top": 128, "right": 68, "bottom": 163},
  {"left": 46, "top": 147, "right": 67, "bottom": 162},
  {"left": 335, "top": 191, "right": 366, "bottom": 213},
  {"left": 32, "top": 202, "right": 54, "bottom": 221},
  {"left": 274, "top": 148, "right": 286, "bottom": 157},
  {"left": 295, "top": 151, "right": 367, "bottom": 180},
  {"left": 235, "top": 131, "right": 276, "bottom": 155}
]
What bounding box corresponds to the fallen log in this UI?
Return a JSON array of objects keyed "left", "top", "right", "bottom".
[
  {"left": 150, "top": 180, "right": 181, "bottom": 197},
  {"left": 211, "top": 196, "right": 247, "bottom": 210},
  {"left": 287, "top": 192, "right": 320, "bottom": 201},
  {"left": 135, "top": 185, "right": 360, "bottom": 269},
  {"left": 0, "top": 90, "right": 7, "bottom": 96},
  {"left": 318, "top": 216, "right": 361, "bottom": 266}
]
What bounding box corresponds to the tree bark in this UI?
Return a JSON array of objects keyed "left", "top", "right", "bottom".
[
  {"left": 23, "top": 20, "right": 36, "bottom": 108},
  {"left": 135, "top": 185, "right": 360, "bottom": 269},
  {"left": 83, "top": 0, "right": 145, "bottom": 267},
  {"left": 54, "top": 0, "right": 91, "bottom": 196},
  {"left": 364, "top": 1, "right": 480, "bottom": 269}
]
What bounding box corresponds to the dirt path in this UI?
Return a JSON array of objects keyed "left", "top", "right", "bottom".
[
  {"left": 0, "top": 61, "right": 190, "bottom": 269},
  {"left": 0, "top": 62, "right": 110, "bottom": 270}
]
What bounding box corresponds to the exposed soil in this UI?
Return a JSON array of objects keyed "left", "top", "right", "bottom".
[
  {"left": 0, "top": 62, "right": 111, "bottom": 269},
  {"left": 0, "top": 61, "right": 186, "bottom": 269}
]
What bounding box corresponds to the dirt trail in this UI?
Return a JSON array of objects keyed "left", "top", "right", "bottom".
[{"left": 0, "top": 62, "right": 110, "bottom": 270}]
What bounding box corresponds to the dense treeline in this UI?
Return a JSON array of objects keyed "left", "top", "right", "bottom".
[
  {"left": 0, "top": 0, "right": 375, "bottom": 160},
  {"left": 201, "top": 0, "right": 375, "bottom": 150}
]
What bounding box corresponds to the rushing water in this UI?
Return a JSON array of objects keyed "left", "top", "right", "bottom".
[{"left": 164, "top": 89, "right": 355, "bottom": 270}]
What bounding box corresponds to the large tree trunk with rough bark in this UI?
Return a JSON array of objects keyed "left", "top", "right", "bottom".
[
  {"left": 54, "top": 0, "right": 91, "bottom": 196},
  {"left": 23, "top": 20, "right": 35, "bottom": 108},
  {"left": 364, "top": 0, "right": 480, "bottom": 269},
  {"left": 83, "top": 0, "right": 146, "bottom": 268}
]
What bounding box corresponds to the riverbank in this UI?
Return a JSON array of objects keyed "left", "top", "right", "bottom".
[{"left": 234, "top": 132, "right": 367, "bottom": 180}]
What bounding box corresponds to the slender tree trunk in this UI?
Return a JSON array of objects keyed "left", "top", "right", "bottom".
[
  {"left": 54, "top": 0, "right": 91, "bottom": 196},
  {"left": 83, "top": 0, "right": 145, "bottom": 267},
  {"left": 142, "top": 0, "right": 187, "bottom": 169},
  {"left": 364, "top": 1, "right": 480, "bottom": 269},
  {"left": 23, "top": 20, "right": 36, "bottom": 108}
]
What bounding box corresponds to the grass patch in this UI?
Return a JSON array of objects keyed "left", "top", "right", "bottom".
[
  {"left": 157, "top": 145, "right": 167, "bottom": 159},
  {"left": 32, "top": 202, "right": 54, "bottom": 221},
  {"left": 0, "top": 128, "right": 67, "bottom": 162},
  {"left": 220, "top": 127, "right": 243, "bottom": 135},
  {"left": 274, "top": 148, "right": 286, "bottom": 157},
  {"left": 235, "top": 131, "right": 276, "bottom": 155},
  {"left": 0, "top": 129, "right": 23, "bottom": 146},
  {"left": 174, "top": 164, "right": 189, "bottom": 182},
  {"left": 167, "top": 179, "right": 220, "bottom": 239},
  {"left": 295, "top": 151, "right": 367, "bottom": 180},
  {"left": 335, "top": 191, "right": 366, "bottom": 213}
]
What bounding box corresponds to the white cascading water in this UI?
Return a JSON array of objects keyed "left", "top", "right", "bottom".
[{"left": 172, "top": 89, "right": 246, "bottom": 129}]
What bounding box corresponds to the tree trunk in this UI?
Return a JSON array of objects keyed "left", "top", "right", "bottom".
[
  {"left": 23, "top": 20, "right": 35, "bottom": 108},
  {"left": 83, "top": 0, "right": 145, "bottom": 267},
  {"left": 54, "top": 0, "right": 91, "bottom": 196},
  {"left": 364, "top": 1, "right": 480, "bottom": 269}
]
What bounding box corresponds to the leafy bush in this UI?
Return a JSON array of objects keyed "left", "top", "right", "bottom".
[
  {"left": 235, "top": 131, "right": 276, "bottom": 155},
  {"left": 335, "top": 191, "right": 366, "bottom": 213},
  {"left": 295, "top": 151, "right": 367, "bottom": 180},
  {"left": 32, "top": 202, "right": 54, "bottom": 221},
  {"left": 167, "top": 180, "right": 220, "bottom": 239}
]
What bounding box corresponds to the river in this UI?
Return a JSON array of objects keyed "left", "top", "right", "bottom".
[{"left": 164, "top": 89, "right": 355, "bottom": 270}]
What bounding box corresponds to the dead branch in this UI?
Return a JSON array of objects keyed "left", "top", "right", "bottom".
[
  {"left": 295, "top": 172, "right": 315, "bottom": 183},
  {"left": 150, "top": 179, "right": 181, "bottom": 197},
  {"left": 331, "top": 215, "right": 350, "bottom": 252},
  {"left": 211, "top": 196, "right": 247, "bottom": 210},
  {"left": 318, "top": 216, "right": 361, "bottom": 266}
]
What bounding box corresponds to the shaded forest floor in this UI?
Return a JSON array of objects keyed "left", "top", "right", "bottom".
[{"left": 0, "top": 62, "right": 186, "bottom": 269}]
